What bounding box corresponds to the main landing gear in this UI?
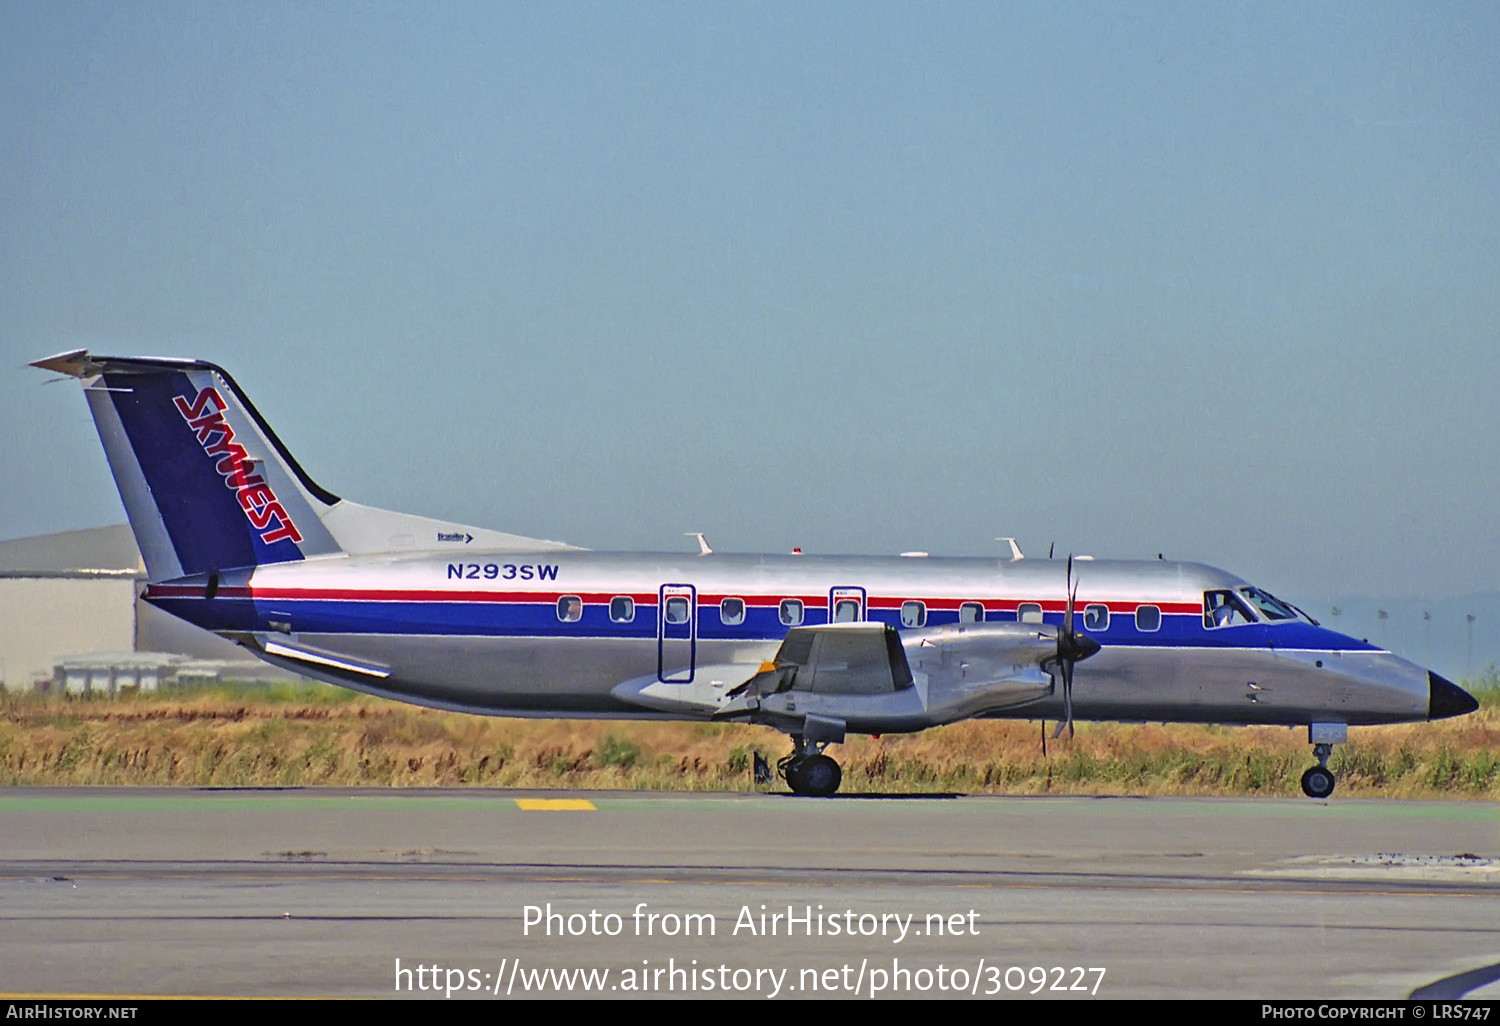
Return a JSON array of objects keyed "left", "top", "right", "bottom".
[{"left": 778, "top": 735, "right": 843, "bottom": 797}]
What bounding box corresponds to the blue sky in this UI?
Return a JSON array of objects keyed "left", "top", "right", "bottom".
[{"left": 3, "top": 1, "right": 1498, "bottom": 603}]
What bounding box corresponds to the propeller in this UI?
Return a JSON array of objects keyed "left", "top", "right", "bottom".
[{"left": 1052, "top": 555, "right": 1101, "bottom": 739}]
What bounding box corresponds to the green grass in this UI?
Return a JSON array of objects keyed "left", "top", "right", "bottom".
[
  {"left": 2, "top": 685, "right": 1496, "bottom": 796},
  {"left": 1466, "top": 664, "right": 1500, "bottom": 710}
]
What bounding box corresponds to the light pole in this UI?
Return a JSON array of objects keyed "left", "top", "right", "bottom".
[
  {"left": 1467, "top": 614, "right": 1476, "bottom": 676},
  {"left": 1423, "top": 610, "right": 1432, "bottom": 668},
  {"left": 1377, "top": 609, "right": 1388, "bottom": 649}
]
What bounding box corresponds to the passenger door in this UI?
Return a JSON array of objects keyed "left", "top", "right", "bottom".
[{"left": 657, "top": 584, "right": 697, "bottom": 683}]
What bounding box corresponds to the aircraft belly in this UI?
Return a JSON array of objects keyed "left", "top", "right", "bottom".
[
  {"left": 1065, "top": 645, "right": 1427, "bottom": 726},
  {"left": 1044, "top": 645, "right": 1184, "bottom": 721},
  {"left": 294, "top": 634, "right": 653, "bottom": 714},
  {"left": 291, "top": 634, "right": 778, "bottom": 717},
  {"left": 258, "top": 634, "right": 1428, "bottom": 728},
  {"left": 1080, "top": 645, "right": 1182, "bottom": 717}
]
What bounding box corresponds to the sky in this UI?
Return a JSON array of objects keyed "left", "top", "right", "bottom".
[{"left": 3, "top": 2, "right": 1498, "bottom": 613}]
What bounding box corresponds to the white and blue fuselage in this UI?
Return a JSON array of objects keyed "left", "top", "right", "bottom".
[
  {"left": 143, "top": 549, "right": 1443, "bottom": 729},
  {"left": 32, "top": 350, "right": 1477, "bottom": 794}
]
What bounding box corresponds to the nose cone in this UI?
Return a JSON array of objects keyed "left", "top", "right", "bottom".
[{"left": 1429, "top": 672, "right": 1480, "bottom": 720}]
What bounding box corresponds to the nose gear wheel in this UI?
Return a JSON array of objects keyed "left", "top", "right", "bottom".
[
  {"left": 1300, "top": 742, "right": 1337, "bottom": 798},
  {"left": 1300, "top": 765, "right": 1336, "bottom": 799}
]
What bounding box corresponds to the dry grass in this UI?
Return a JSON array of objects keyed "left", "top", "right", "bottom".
[{"left": 1, "top": 681, "right": 1497, "bottom": 797}]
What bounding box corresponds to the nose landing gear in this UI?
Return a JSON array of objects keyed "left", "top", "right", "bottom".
[
  {"left": 1301, "top": 723, "right": 1347, "bottom": 798},
  {"left": 1300, "top": 744, "right": 1336, "bottom": 799},
  {"left": 778, "top": 735, "right": 843, "bottom": 796}
]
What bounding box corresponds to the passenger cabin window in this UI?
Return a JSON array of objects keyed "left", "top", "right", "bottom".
[
  {"left": 900, "top": 601, "right": 927, "bottom": 628},
  {"left": 779, "top": 599, "right": 804, "bottom": 626},
  {"left": 959, "top": 602, "right": 984, "bottom": 624},
  {"left": 664, "top": 596, "right": 691, "bottom": 625},
  {"left": 1203, "top": 590, "right": 1256, "bottom": 629},
  {"left": 720, "top": 597, "right": 745, "bottom": 626},
  {"left": 1083, "top": 604, "right": 1109, "bottom": 631},
  {"left": 557, "top": 595, "right": 583, "bottom": 622},
  {"left": 1135, "top": 605, "right": 1161, "bottom": 632},
  {"left": 833, "top": 598, "right": 861, "bottom": 622},
  {"left": 1238, "top": 587, "right": 1297, "bottom": 621},
  {"left": 609, "top": 596, "right": 635, "bottom": 623},
  {"left": 1017, "top": 602, "right": 1044, "bottom": 625}
]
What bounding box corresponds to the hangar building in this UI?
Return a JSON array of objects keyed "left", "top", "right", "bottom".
[{"left": 0, "top": 525, "right": 294, "bottom": 693}]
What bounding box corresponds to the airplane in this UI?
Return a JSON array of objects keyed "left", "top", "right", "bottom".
[{"left": 31, "top": 349, "right": 1480, "bottom": 798}]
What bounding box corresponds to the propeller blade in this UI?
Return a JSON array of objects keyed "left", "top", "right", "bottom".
[
  {"left": 1052, "top": 554, "right": 1082, "bottom": 740},
  {"left": 1063, "top": 555, "right": 1075, "bottom": 635},
  {"left": 1052, "top": 659, "right": 1075, "bottom": 739},
  {"left": 1065, "top": 659, "right": 1075, "bottom": 738}
]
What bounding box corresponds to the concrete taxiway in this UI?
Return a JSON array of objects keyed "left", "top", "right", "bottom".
[{"left": 1, "top": 788, "right": 1497, "bottom": 999}]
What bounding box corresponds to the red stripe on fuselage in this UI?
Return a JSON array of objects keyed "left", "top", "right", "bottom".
[{"left": 144, "top": 582, "right": 1200, "bottom": 616}]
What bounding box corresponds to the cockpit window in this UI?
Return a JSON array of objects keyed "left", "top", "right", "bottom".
[
  {"left": 1288, "top": 602, "right": 1320, "bottom": 626},
  {"left": 1238, "top": 587, "right": 1298, "bottom": 621},
  {"left": 1203, "top": 590, "right": 1256, "bottom": 628}
]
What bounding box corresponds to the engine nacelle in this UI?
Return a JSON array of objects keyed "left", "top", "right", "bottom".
[{"left": 903, "top": 621, "right": 1058, "bottom": 691}]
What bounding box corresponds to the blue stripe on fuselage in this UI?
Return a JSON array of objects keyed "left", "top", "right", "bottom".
[{"left": 145, "top": 594, "right": 1381, "bottom": 652}]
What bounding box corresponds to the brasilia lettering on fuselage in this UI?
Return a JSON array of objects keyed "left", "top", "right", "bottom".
[
  {"left": 448, "top": 563, "right": 560, "bottom": 581},
  {"left": 173, "top": 386, "right": 303, "bottom": 546}
]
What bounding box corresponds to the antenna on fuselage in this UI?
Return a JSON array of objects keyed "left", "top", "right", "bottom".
[
  {"left": 997, "top": 537, "right": 1023, "bottom": 561},
  {"left": 684, "top": 532, "right": 712, "bottom": 556}
]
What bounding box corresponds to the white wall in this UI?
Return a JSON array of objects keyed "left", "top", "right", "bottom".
[{"left": 0, "top": 578, "right": 136, "bottom": 690}]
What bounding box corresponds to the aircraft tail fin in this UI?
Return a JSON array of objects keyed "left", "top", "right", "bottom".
[
  {"left": 33, "top": 350, "right": 579, "bottom": 582},
  {"left": 34, "top": 351, "right": 343, "bottom": 581}
]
